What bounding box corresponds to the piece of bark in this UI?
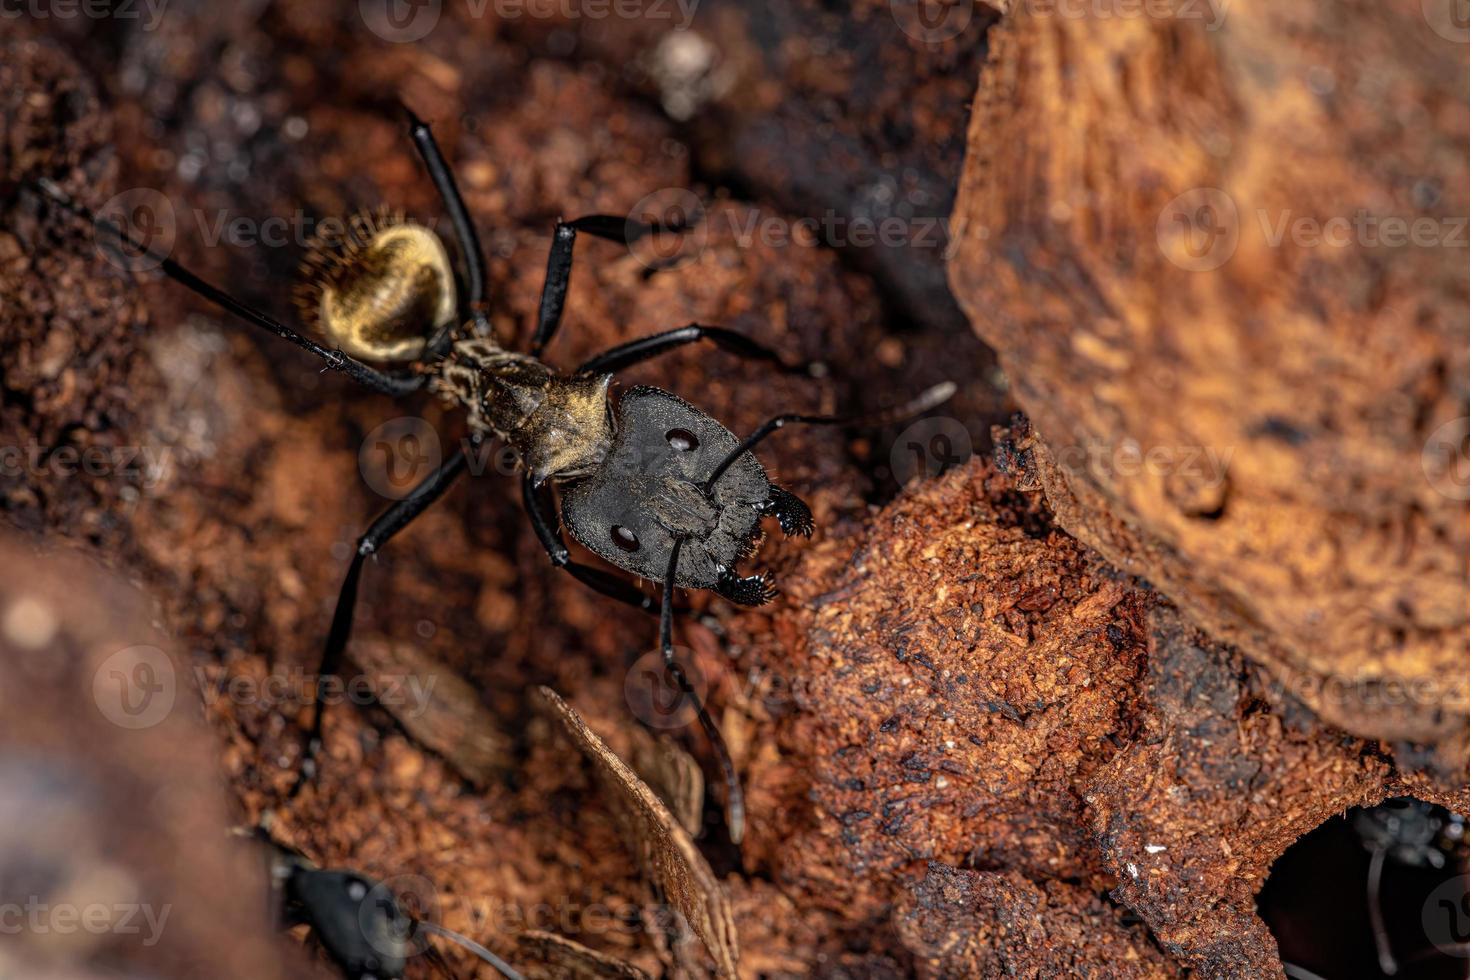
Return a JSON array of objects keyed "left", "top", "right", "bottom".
[
  {"left": 1085, "top": 604, "right": 1470, "bottom": 978},
  {"left": 742, "top": 462, "right": 1151, "bottom": 921},
  {"left": 0, "top": 532, "right": 313, "bottom": 980},
  {"left": 514, "top": 930, "right": 653, "bottom": 980},
  {"left": 948, "top": 0, "right": 1470, "bottom": 777},
  {"left": 626, "top": 729, "right": 706, "bottom": 838},
  {"left": 535, "top": 687, "right": 740, "bottom": 980},
  {"left": 732, "top": 461, "right": 1470, "bottom": 975},
  {"left": 895, "top": 864, "right": 1178, "bottom": 979},
  {"left": 350, "top": 637, "right": 512, "bottom": 787}
]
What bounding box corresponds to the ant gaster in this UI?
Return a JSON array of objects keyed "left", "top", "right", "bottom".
[{"left": 32, "top": 102, "right": 953, "bottom": 844}]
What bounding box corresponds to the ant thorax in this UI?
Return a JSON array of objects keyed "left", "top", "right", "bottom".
[{"left": 435, "top": 337, "right": 614, "bottom": 484}]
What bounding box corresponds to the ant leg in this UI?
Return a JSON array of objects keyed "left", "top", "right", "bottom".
[
  {"left": 30, "top": 180, "right": 423, "bottom": 397},
  {"left": 398, "top": 102, "right": 490, "bottom": 351},
  {"left": 1281, "top": 966, "right": 1331, "bottom": 980},
  {"left": 1366, "top": 844, "right": 1398, "bottom": 974},
  {"left": 521, "top": 474, "right": 658, "bottom": 614},
  {"left": 290, "top": 448, "right": 470, "bottom": 799},
  {"left": 530, "top": 210, "right": 699, "bottom": 358},
  {"left": 530, "top": 217, "right": 634, "bottom": 357},
  {"left": 660, "top": 538, "right": 746, "bottom": 844},
  {"left": 576, "top": 323, "right": 823, "bottom": 378},
  {"left": 399, "top": 103, "right": 486, "bottom": 307}
]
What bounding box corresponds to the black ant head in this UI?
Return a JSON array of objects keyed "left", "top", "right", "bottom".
[
  {"left": 294, "top": 206, "right": 457, "bottom": 363},
  {"left": 561, "top": 386, "right": 812, "bottom": 606},
  {"left": 285, "top": 866, "right": 411, "bottom": 980}
]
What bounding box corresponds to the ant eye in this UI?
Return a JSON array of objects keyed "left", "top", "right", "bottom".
[
  {"left": 347, "top": 880, "right": 367, "bottom": 901},
  {"left": 666, "top": 428, "right": 700, "bottom": 451},
  {"left": 611, "top": 525, "right": 641, "bottom": 552}
]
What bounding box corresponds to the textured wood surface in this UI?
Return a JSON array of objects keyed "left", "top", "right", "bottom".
[{"left": 950, "top": 0, "right": 1470, "bottom": 773}]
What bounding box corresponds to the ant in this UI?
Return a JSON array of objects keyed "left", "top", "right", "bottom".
[
  {"left": 250, "top": 830, "right": 523, "bottom": 979},
  {"left": 30, "top": 102, "right": 953, "bottom": 844},
  {"left": 1351, "top": 798, "right": 1470, "bottom": 976}
]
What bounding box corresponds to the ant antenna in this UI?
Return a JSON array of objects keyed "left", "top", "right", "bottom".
[
  {"left": 662, "top": 537, "right": 746, "bottom": 844},
  {"left": 28, "top": 178, "right": 424, "bottom": 397},
  {"left": 701, "top": 381, "right": 958, "bottom": 492},
  {"left": 417, "top": 919, "right": 525, "bottom": 980}
]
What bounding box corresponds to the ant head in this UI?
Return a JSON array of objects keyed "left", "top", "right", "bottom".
[
  {"left": 294, "top": 206, "right": 457, "bottom": 364},
  {"left": 287, "top": 867, "right": 410, "bottom": 980},
  {"left": 561, "top": 386, "right": 774, "bottom": 591},
  {"left": 1354, "top": 797, "right": 1461, "bottom": 868}
]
